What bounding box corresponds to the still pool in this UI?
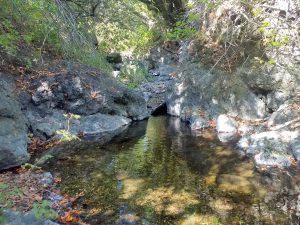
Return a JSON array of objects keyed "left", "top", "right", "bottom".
[{"left": 45, "top": 116, "right": 300, "bottom": 225}]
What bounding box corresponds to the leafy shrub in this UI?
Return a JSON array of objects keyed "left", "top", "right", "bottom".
[
  {"left": 119, "top": 61, "right": 150, "bottom": 87},
  {"left": 95, "top": 0, "right": 164, "bottom": 57},
  {"left": 165, "top": 20, "right": 197, "bottom": 41}
]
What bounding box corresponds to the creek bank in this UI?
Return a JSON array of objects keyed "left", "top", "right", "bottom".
[
  {"left": 0, "top": 75, "right": 29, "bottom": 171},
  {"left": 108, "top": 39, "right": 300, "bottom": 169},
  {"left": 164, "top": 34, "right": 300, "bottom": 168},
  {"left": 0, "top": 168, "right": 85, "bottom": 225},
  {"left": 2, "top": 210, "right": 59, "bottom": 225},
  {"left": 166, "top": 58, "right": 300, "bottom": 168},
  {"left": 0, "top": 60, "right": 150, "bottom": 171}
]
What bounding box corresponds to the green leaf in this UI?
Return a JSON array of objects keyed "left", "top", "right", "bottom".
[
  {"left": 270, "top": 41, "right": 281, "bottom": 48},
  {"left": 267, "top": 59, "right": 276, "bottom": 65},
  {"left": 0, "top": 183, "right": 9, "bottom": 190},
  {"left": 261, "top": 21, "right": 270, "bottom": 27}
]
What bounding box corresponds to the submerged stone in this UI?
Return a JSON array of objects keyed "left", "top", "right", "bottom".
[{"left": 217, "top": 174, "right": 253, "bottom": 194}]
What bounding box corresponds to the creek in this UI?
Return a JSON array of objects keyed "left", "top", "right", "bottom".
[{"left": 44, "top": 116, "right": 300, "bottom": 225}]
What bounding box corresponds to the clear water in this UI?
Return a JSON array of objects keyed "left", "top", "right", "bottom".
[{"left": 45, "top": 116, "right": 300, "bottom": 225}]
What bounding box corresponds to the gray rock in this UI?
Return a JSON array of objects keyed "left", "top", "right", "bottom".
[
  {"left": 27, "top": 61, "right": 148, "bottom": 121},
  {"left": 139, "top": 80, "right": 170, "bottom": 114},
  {"left": 41, "top": 172, "right": 54, "bottom": 186},
  {"left": 254, "top": 152, "right": 292, "bottom": 167},
  {"left": 2, "top": 210, "right": 59, "bottom": 225},
  {"left": 266, "top": 91, "right": 290, "bottom": 112},
  {"left": 241, "top": 130, "right": 298, "bottom": 167},
  {"left": 291, "top": 132, "right": 300, "bottom": 161},
  {"left": 217, "top": 132, "right": 238, "bottom": 143},
  {"left": 238, "top": 125, "right": 254, "bottom": 136},
  {"left": 177, "top": 108, "right": 210, "bottom": 130},
  {"left": 25, "top": 107, "right": 132, "bottom": 141},
  {"left": 216, "top": 114, "right": 237, "bottom": 133},
  {"left": 237, "top": 136, "right": 250, "bottom": 150},
  {"left": 25, "top": 108, "right": 65, "bottom": 138},
  {"left": 167, "top": 63, "right": 267, "bottom": 122},
  {"left": 70, "top": 113, "right": 131, "bottom": 138},
  {"left": 0, "top": 75, "right": 29, "bottom": 170},
  {"left": 267, "top": 102, "right": 300, "bottom": 128},
  {"left": 239, "top": 65, "right": 300, "bottom": 112},
  {"left": 247, "top": 131, "right": 292, "bottom": 155},
  {"left": 190, "top": 115, "right": 210, "bottom": 130},
  {"left": 158, "top": 64, "right": 176, "bottom": 77}
]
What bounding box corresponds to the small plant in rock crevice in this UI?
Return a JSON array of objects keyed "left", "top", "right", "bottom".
[{"left": 56, "top": 113, "right": 81, "bottom": 143}]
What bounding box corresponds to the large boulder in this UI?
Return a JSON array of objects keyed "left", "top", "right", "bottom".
[
  {"left": 166, "top": 63, "right": 266, "bottom": 123},
  {"left": 237, "top": 130, "right": 298, "bottom": 167},
  {"left": 240, "top": 66, "right": 300, "bottom": 113},
  {"left": 25, "top": 108, "right": 65, "bottom": 138},
  {"left": 69, "top": 113, "right": 131, "bottom": 141},
  {"left": 0, "top": 75, "right": 29, "bottom": 170},
  {"left": 26, "top": 61, "right": 148, "bottom": 121},
  {"left": 267, "top": 101, "right": 300, "bottom": 128}
]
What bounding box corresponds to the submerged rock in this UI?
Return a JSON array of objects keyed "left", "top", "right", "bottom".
[
  {"left": 254, "top": 152, "right": 292, "bottom": 167},
  {"left": 2, "top": 210, "right": 59, "bottom": 225},
  {"left": 217, "top": 174, "right": 253, "bottom": 194},
  {"left": 0, "top": 75, "right": 29, "bottom": 170}
]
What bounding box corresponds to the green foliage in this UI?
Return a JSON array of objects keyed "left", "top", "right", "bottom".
[
  {"left": 0, "top": 213, "right": 6, "bottom": 224},
  {"left": 56, "top": 113, "right": 81, "bottom": 142},
  {"left": 165, "top": 20, "right": 197, "bottom": 41},
  {"left": 119, "top": 61, "right": 149, "bottom": 87},
  {"left": 21, "top": 163, "right": 42, "bottom": 171},
  {"left": 95, "top": 0, "right": 164, "bottom": 56},
  {"left": 0, "top": 18, "right": 19, "bottom": 55},
  {"left": 0, "top": 182, "right": 23, "bottom": 208},
  {"left": 56, "top": 130, "right": 80, "bottom": 142},
  {"left": 32, "top": 200, "right": 58, "bottom": 220},
  {"left": 187, "top": 0, "right": 222, "bottom": 9},
  {"left": 0, "top": 0, "right": 61, "bottom": 57},
  {"left": 0, "top": 0, "right": 112, "bottom": 72}
]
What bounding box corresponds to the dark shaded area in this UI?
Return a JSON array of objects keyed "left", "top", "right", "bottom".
[
  {"left": 140, "top": 0, "right": 185, "bottom": 24},
  {"left": 151, "top": 103, "right": 167, "bottom": 116}
]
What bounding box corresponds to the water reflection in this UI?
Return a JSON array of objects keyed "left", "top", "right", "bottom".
[{"left": 45, "top": 116, "right": 300, "bottom": 225}]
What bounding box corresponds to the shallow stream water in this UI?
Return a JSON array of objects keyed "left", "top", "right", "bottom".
[{"left": 45, "top": 116, "right": 300, "bottom": 225}]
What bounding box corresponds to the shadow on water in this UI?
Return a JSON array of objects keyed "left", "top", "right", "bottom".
[{"left": 44, "top": 116, "right": 300, "bottom": 225}]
